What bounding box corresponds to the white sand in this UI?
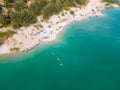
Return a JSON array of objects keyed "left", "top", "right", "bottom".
[{"left": 0, "top": 0, "right": 119, "bottom": 55}]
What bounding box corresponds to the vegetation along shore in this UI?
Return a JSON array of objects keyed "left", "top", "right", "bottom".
[{"left": 0, "top": 0, "right": 119, "bottom": 55}]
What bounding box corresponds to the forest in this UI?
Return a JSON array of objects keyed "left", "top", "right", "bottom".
[
  {"left": 0, "top": 0, "right": 89, "bottom": 28},
  {"left": 103, "top": 0, "right": 119, "bottom": 3}
]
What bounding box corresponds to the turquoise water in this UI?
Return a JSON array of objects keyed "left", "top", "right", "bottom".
[{"left": 0, "top": 8, "right": 120, "bottom": 90}]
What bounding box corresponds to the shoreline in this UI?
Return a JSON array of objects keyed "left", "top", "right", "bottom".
[{"left": 0, "top": 0, "right": 119, "bottom": 55}]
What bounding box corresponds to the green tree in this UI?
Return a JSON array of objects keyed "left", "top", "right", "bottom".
[
  {"left": 0, "top": 14, "right": 11, "bottom": 26},
  {"left": 10, "top": 9, "right": 36, "bottom": 28},
  {"left": 70, "top": 10, "right": 75, "bottom": 15},
  {"left": 0, "top": 6, "right": 2, "bottom": 13},
  {"left": 14, "top": 0, "right": 27, "bottom": 11},
  {"left": 0, "top": 30, "right": 15, "bottom": 45},
  {"left": 4, "top": 0, "right": 15, "bottom": 8},
  {"left": 21, "top": 9, "right": 36, "bottom": 26},
  {"left": 0, "top": 39, "right": 3, "bottom": 45},
  {"left": 29, "top": 0, "right": 47, "bottom": 16}
]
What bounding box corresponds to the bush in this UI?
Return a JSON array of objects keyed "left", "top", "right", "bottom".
[
  {"left": 10, "top": 47, "right": 20, "bottom": 52},
  {"left": 0, "top": 14, "right": 11, "bottom": 26},
  {"left": 14, "top": 0, "right": 27, "bottom": 11},
  {"left": 70, "top": 10, "right": 75, "bottom": 15},
  {"left": 0, "top": 6, "right": 2, "bottom": 13},
  {"left": 62, "top": 7, "right": 70, "bottom": 11},
  {"left": 0, "top": 39, "right": 3, "bottom": 45},
  {"left": 103, "top": 0, "right": 119, "bottom": 3},
  {"left": 0, "top": 30, "right": 15, "bottom": 45},
  {"left": 0, "top": 30, "right": 16, "bottom": 38}
]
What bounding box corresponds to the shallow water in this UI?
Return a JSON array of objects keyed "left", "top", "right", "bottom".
[{"left": 0, "top": 8, "right": 120, "bottom": 90}]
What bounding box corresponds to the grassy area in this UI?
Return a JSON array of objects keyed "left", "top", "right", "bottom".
[
  {"left": 103, "top": 0, "right": 119, "bottom": 4},
  {"left": 0, "top": 30, "right": 16, "bottom": 45},
  {"left": 10, "top": 47, "right": 20, "bottom": 52}
]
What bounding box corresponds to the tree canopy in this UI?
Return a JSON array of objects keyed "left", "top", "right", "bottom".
[
  {"left": 0, "top": 0, "right": 88, "bottom": 28},
  {"left": 103, "top": 0, "right": 119, "bottom": 3}
]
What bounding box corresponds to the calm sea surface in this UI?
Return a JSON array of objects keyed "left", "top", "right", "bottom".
[{"left": 0, "top": 8, "right": 120, "bottom": 90}]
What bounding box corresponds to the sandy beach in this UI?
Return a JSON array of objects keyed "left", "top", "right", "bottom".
[{"left": 0, "top": 0, "right": 119, "bottom": 55}]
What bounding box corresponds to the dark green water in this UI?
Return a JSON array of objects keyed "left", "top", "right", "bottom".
[{"left": 0, "top": 8, "right": 120, "bottom": 90}]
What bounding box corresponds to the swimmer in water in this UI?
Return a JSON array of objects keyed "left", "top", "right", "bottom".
[
  {"left": 51, "top": 52, "right": 55, "bottom": 55},
  {"left": 57, "top": 58, "right": 60, "bottom": 61},
  {"left": 60, "top": 63, "right": 63, "bottom": 67}
]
